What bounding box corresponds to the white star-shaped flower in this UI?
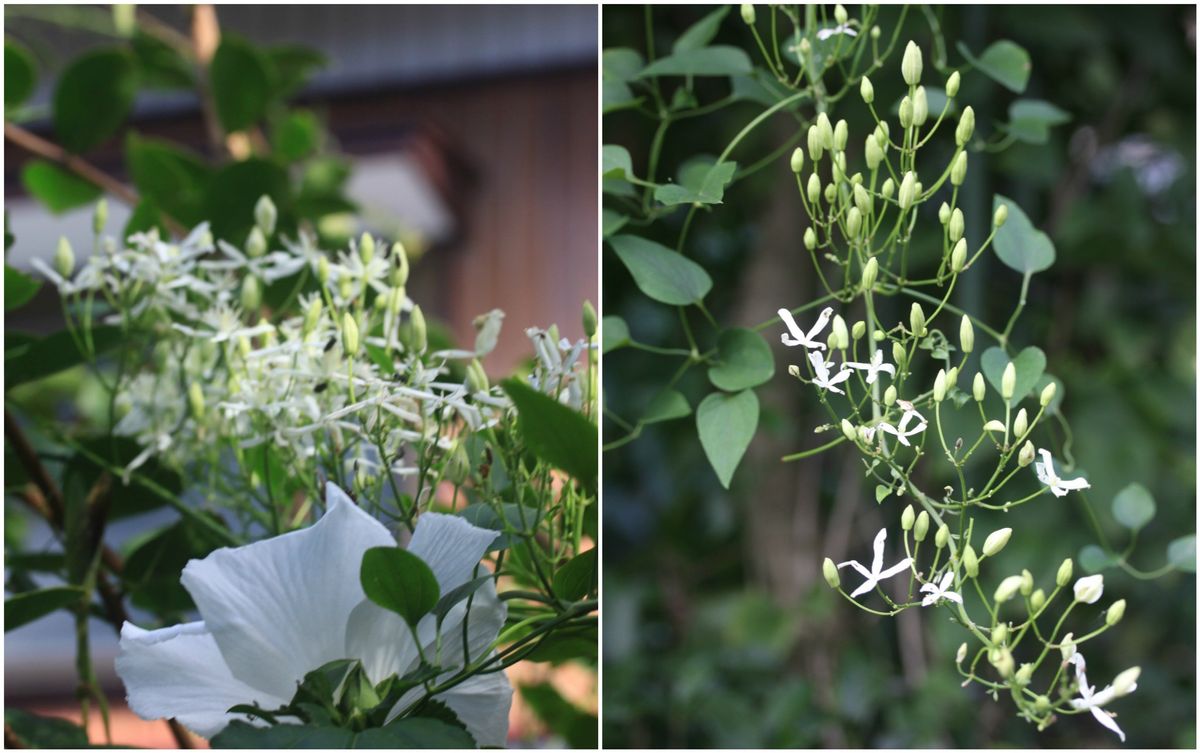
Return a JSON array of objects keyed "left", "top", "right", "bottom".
[
  {"left": 816, "top": 23, "right": 858, "bottom": 41},
  {"left": 919, "top": 570, "right": 963, "bottom": 607},
  {"left": 808, "top": 351, "right": 852, "bottom": 394},
  {"left": 1034, "top": 449, "right": 1091, "bottom": 497},
  {"left": 779, "top": 306, "right": 833, "bottom": 350},
  {"left": 877, "top": 402, "right": 927, "bottom": 446},
  {"left": 844, "top": 350, "right": 896, "bottom": 385},
  {"left": 1068, "top": 653, "right": 1134, "bottom": 742},
  {"left": 837, "top": 528, "right": 912, "bottom": 598}
]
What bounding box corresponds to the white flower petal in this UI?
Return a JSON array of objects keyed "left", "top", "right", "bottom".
[
  {"left": 180, "top": 483, "right": 396, "bottom": 698},
  {"left": 1090, "top": 705, "right": 1126, "bottom": 742},
  {"left": 115, "top": 621, "right": 288, "bottom": 739},
  {"left": 407, "top": 512, "right": 499, "bottom": 595},
  {"left": 439, "top": 669, "right": 514, "bottom": 748},
  {"left": 877, "top": 557, "right": 913, "bottom": 580},
  {"left": 344, "top": 600, "right": 426, "bottom": 685}
]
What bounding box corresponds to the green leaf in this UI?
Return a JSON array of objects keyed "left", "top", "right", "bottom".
[
  {"left": 211, "top": 36, "right": 272, "bottom": 132},
  {"left": 609, "top": 234, "right": 712, "bottom": 306},
  {"left": 992, "top": 195, "right": 1055, "bottom": 275},
  {"left": 602, "top": 144, "right": 635, "bottom": 180},
  {"left": 265, "top": 45, "right": 328, "bottom": 98},
  {"left": 210, "top": 722, "right": 351, "bottom": 748},
  {"left": 131, "top": 30, "right": 194, "bottom": 90},
  {"left": 552, "top": 548, "right": 597, "bottom": 601},
  {"left": 126, "top": 133, "right": 212, "bottom": 226},
  {"left": 204, "top": 158, "right": 289, "bottom": 243},
  {"left": 602, "top": 48, "right": 645, "bottom": 114},
  {"left": 123, "top": 516, "right": 228, "bottom": 614},
  {"left": 500, "top": 378, "right": 598, "bottom": 489},
  {"left": 708, "top": 328, "right": 775, "bottom": 391},
  {"left": 524, "top": 623, "right": 597, "bottom": 664},
  {"left": 458, "top": 503, "right": 533, "bottom": 551},
  {"left": 6, "top": 325, "right": 123, "bottom": 389},
  {"left": 360, "top": 546, "right": 440, "bottom": 628},
  {"left": 273, "top": 109, "right": 321, "bottom": 162},
  {"left": 5, "top": 265, "right": 40, "bottom": 311},
  {"left": 654, "top": 159, "right": 736, "bottom": 206},
  {"left": 1168, "top": 535, "right": 1196, "bottom": 573},
  {"left": 1111, "top": 483, "right": 1156, "bottom": 531},
  {"left": 20, "top": 160, "right": 103, "bottom": 213},
  {"left": 5, "top": 586, "right": 83, "bottom": 631},
  {"left": 601, "top": 315, "right": 630, "bottom": 354},
  {"left": 643, "top": 389, "right": 691, "bottom": 425},
  {"left": 875, "top": 484, "right": 891, "bottom": 503},
  {"left": 980, "top": 346, "right": 1046, "bottom": 408},
  {"left": 601, "top": 209, "right": 628, "bottom": 238},
  {"left": 637, "top": 45, "right": 753, "bottom": 78},
  {"left": 674, "top": 6, "right": 730, "bottom": 53},
  {"left": 1004, "top": 99, "right": 1071, "bottom": 145},
  {"left": 4, "top": 709, "right": 89, "bottom": 749},
  {"left": 53, "top": 48, "right": 137, "bottom": 153},
  {"left": 519, "top": 682, "right": 598, "bottom": 749},
  {"left": 5, "top": 40, "right": 37, "bottom": 110},
  {"left": 430, "top": 575, "right": 492, "bottom": 622},
  {"left": 697, "top": 389, "right": 759, "bottom": 489},
  {"left": 958, "top": 39, "right": 1031, "bottom": 93},
  {"left": 1078, "top": 544, "right": 1118, "bottom": 574}
]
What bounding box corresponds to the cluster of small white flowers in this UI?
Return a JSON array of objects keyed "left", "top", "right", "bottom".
[{"left": 525, "top": 325, "right": 593, "bottom": 411}]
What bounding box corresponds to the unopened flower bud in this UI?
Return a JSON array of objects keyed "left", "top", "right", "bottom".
[
  {"left": 832, "top": 315, "right": 849, "bottom": 350},
  {"left": 950, "top": 238, "right": 967, "bottom": 273},
  {"left": 317, "top": 255, "right": 331, "bottom": 285},
  {"left": 990, "top": 647, "right": 1014, "bottom": 678},
  {"left": 1014, "top": 663, "right": 1034, "bottom": 686},
  {"left": 1034, "top": 695, "right": 1051, "bottom": 713},
  {"left": 1112, "top": 666, "right": 1140, "bottom": 697},
  {"left": 851, "top": 320, "right": 866, "bottom": 340},
  {"left": 946, "top": 366, "right": 959, "bottom": 390},
  {"left": 948, "top": 208, "right": 965, "bottom": 242},
  {"left": 1019, "top": 569, "right": 1034, "bottom": 596},
  {"left": 973, "top": 372, "right": 986, "bottom": 401},
  {"left": 993, "top": 203, "right": 1009, "bottom": 228},
  {"left": 840, "top": 419, "right": 857, "bottom": 442},
  {"left": 854, "top": 183, "right": 871, "bottom": 216},
  {"left": 865, "top": 136, "right": 883, "bottom": 170},
  {"left": 303, "top": 298, "right": 323, "bottom": 336},
  {"left": 901, "top": 504, "right": 915, "bottom": 530},
  {"left": 807, "top": 125, "right": 823, "bottom": 163},
  {"left": 1056, "top": 558, "right": 1074, "bottom": 588},
  {"left": 881, "top": 177, "right": 895, "bottom": 198},
  {"left": 1010, "top": 409, "right": 1029, "bottom": 440},
  {"left": 93, "top": 198, "right": 108, "bottom": 235},
  {"left": 1060, "top": 633, "right": 1076, "bottom": 662},
  {"left": 901, "top": 40, "right": 923, "bottom": 86},
  {"left": 807, "top": 173, "right": 822, "bottom": 205},
  {"left": 983, "top": 527, "right": 1012, "bottom": 557},
  {"left": 581, "top": 300, "right": 598, "bottom": 339},
  {"left": 938, "top": 202, "right": 951, "bottom": 225},
  {"left": 798, "top": 37, "right": 811, "bottom": 58},
  {"left": 788, "top": 364, "right": 801, "bottom": 378},
  {"left": 246, "top": 226, "right": 267, "bottom": 258},
  {"left": 956, "top": 106, "right": 975, "bottom": 146},
  {"left": 740, "top": 3, "right": 756, "bottom": 24},
  {"left": 254, "top": 194, "right": 277, "bottom": 236},
  {"left": 187, "top": 382, "right": 205, "bottom": 420},
  {"left": 466, "top": 359, "right": 490, "bottom": 393},
  {"left": 913, "top": 510, "right": 930, "bottom": 541},
  {"left": 1018, "top": 441, "right": 1035, "bottom": 467},
  {"left": 237, "top": 335, "right": 252, "bottom": 360},
  {"left": 933, "top": 369, "right": 947, "bottom": 402},
  {"left": 912, "top": 86, "right": 929, "bottom": 127},
  {"left": 846, "top": 207, "right": 862, "bottom": 238},
  {"left": 945, "top": 70, "right": 961, "bottom": 98},
  {"left": 823, "top": 557, "right": 841, "bottom": 589},
  {"left": 892, "top": 341, "right": 906, "bottom": 370},
  {"left": 240, "top": 275, "right": 261, "bottom": 311},
  {"left": 862, "top": 257, "right": 878, "bottom": 290},
  {"left": 824, "top": 184, "right": 837, "bottom": 204},
  {"left": 860, "top": 75, "right": 875, "bottom": 104},
  {"left": 54, "top": 236, "right": 75, "bottom": 278},
  {"left": 834, "top": 3, "right": 848, "bottom": 25},
  {"left": 1073, "top": 573, "right": 1104, "bottom": 604},
  {"left": 1106, "top": 598, "right": 1126, "bottom": 626},
  {"left": 1040, "top": 382, "right": 1057, "bottom": 408},
  {"left": 991, "top": 623, "right": 1009, "bottom": 645},
  {"left": 833, "top": 119, "right": 848, "bottom": 152},
  {"left": 909, "top": 302, "right": 926, "bottom": 337},
  {"left": 1001, "top": 362, "right": 1016, "bottom": 400},
  {"left": 790, "top": 147, "right": 805, "bottom": 173},
  {"left": 962, "top": 545, "right": 979, "bottom": 577},
  {"left": 935, "top": 524, "right": 950, "bottom": 549},
  {"left": 898, "top": 171, "right": 917, "bottom": 211},
  {"left": 955, "top": 642, "right": 968, "bottom": 664},
  {"left": 409, "top": 304, "right": 427, "bottom": 353},
  {"left": 804, "top": 227, "right": 818, "bottom": 251},
  {"left": 817, "top": 112, "right": 834, "bottom": 151},
  {"left": 899, "top": 96, "right": 913, "bottom": 128},
  {"left": 983, "top": 419, "right": 1007, "bottom": 433},
  {"left": 342, "top": 312, "right": 360, "bottom": 356},
  {"left": 1030, "top": 588, "right": 1046, "bottom": 611},
  {"left": 950, "top": 151, "right": 968, "bottom": 186},
  {"left": 884, "top": 385, "right": 897, "bottom": 406},
  {"left": 359, "top": 233, "right": 375, "bottom": 264}
]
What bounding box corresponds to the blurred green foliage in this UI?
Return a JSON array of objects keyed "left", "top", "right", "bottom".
[{"left": 603, "top": 5, "right": 1195, "bottom": 748}]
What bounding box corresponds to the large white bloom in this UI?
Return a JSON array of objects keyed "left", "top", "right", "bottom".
[{"left": 115, "top": 483, "right": 512, "bottom": 745}]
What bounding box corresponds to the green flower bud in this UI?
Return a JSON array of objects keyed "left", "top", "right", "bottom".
[
  {"left": 826, "top": 332, "right": 837, "bottom": 351},
  {"left": 824, "top": 184, "right": 837, "bottom": 204},
  {"left": 860, "top": 75, "right": 875, "bottom": 104},
  {"left": 1014, "top": 663, "right": 1034, "bottom": 686},
  {"left": 945, "top": 70, "right": 961, "bottom": 98},
  {"left": 823, "top": 557, "right": 841, "bottom": 589},
  {"left": 1001, "top": 362, "right": 1016, "bottom": 400},
  {"left": 582, "top": 300, "right": 598, "bottom": 338},
  {"left": 1018, "top": 441, "right": 1035, "bottom": 467},
  {"left": 832, "top": 315, "right": 849, "bottom": 350},
  {"left": 991, "top": 623, "right": 1009, "bottom": 645},
  {"left": 1112, "top": 666, "right": 1140, "bottom": 697},
  {"left": 804, "top": 227, "right": 818, "bottom": 251},
  {"left": 54, "top": 236, "right": 75, "bottom": 279},
  {"left": 898, "top": 171, "right": 917, "bottom": 211},
  {"left": 983, "top": 419, "right": 1007, "bottom": 433},
  {"left": 833, "top": 119, "right": 848, "bottom": 152},
  {"left": 303, "top": 297, "right": 323, "bottom": 337},
  {"left": 912, "top": 85, "right": 929, "bottom": 127},
  {"left": 1060, "top": 633, "right": 1076, "bottom": 661},
  {"left": 807, "top": 173, "right": 822, "bottom": 205},
  {"left": 935, "top": 524, "right": 950, "bottom": 549},
  {"left": 807, "top": 125, "right": 824, "bottom": 163},
  {"left": 950, "top": 238, "right": 967, "bottom": 273},
  {"left": 938, "top": 202, "right": 951, "bottom": 224},
  {"left": 790, "top": 147, "right": 805, "bottom": 173},
  {"left": 956, "top": 106, "right": 975, "bottom": 147},
  {"left": 950, "top": 151, "right": 968, "bottom": 186},
  {"left": 798, "top": 38, "right": 812, "bottom": 58},
  {"left": 466, "top": 358, "right": 490, "bottom": 394},
  {"left": 990, "top": 647, "right": 1014, "bottom": 678},
  {"left": 898, "top": 96, "right": 913, "bottom": 128},
  {"left": 1030, "top": 588, "right": 1046, "bottom": 612},
  {"left": 359, "top": 233, "right": 375, "bottom": 264},
  {"left": 962, "top": 545, "right": 979, "bottom": 577},
  {"left": 881, "top": 177, "right": 895, "bottom": 199},
  {"left": 861, "top": 258, "right": 878, "bottom": 293},
  {"left": 864, "top": 135, "right": 883, "bottom": 170},
  {"left": 873, "top": 329, "right": 886, "bottom": 342},
  {"left": 740, "top": 3, "right": 756, "bottom": 24},
  {"left": 237, "top": 334, "right": 252, "bottom": 360},
  {"left": 246, "top": 226, "right": 267, "bottom": 258},
  {"left": 1020, "top": 569, "right": 1034, "bottom": 596},
  {"left": 901, "top": 504, "right": 915, "bottom": 531},
  {"left": 187, "top": 382, "right": 205, "bottom": 421},
  {"left": 909, "top": 302, "right": 926, "bottom": 337},
  {"left": 1040, "top": 381, "right": 1057, "bottom": 408},
  {"left": 955, "top": 642, "right": 968, "bottom": 664},
  {"left": 983, "top": 527, "right": 1012, "bottom": 557},
  {"left": 946, "top": 366, "right": 959, "bottom": 390},
  {"left": 834, "top": 3, "right": 848, "bottom": 25},
  {"left": 817, "top": 112, "right": 834, "bottom": 150},
  {"left": 994, "top": 203, "right": 1009, "bottom": 228},
  {"left": 892, "top": 341, "right": 906, "bottom": 370},
  {"left": 948, "top": 208, "right": 965, "bottom": 242},
  {"left": 1106, "top": 598, "right": 1126, "bottom": 626},
  {"left": 901, "top": 40, "right": 923, "bottom": 86},
  {"left": 876, "top": 121, "right": 890, "bottom": 146},
  {"left": 254, "top": 194, "right": 277, "bottom": 236},
  {"left": 93, "top": 198, "right": 108, "bottom": 235},
  {"left": 317, "top": 255, "right": 331, "bottom": 285},
  {"left": 1013, "top": 408, "right": 1028, "bottom": 438},
  {"left": 913, "top": 510, "right": 930, "bottom": 542},
  {"left": 840, "top": 418, "right": 857, "bottom": 443},
  {"left": 342, "top": 312, "right": 360, "bottom": 356},
  {"left": 933, "top": 369, "right": 947, "bottom": 402},
  {"left": 854, "top": 183, "right": 871, "bottom": 217},
  {"left": 846, "top": 207, "right": 862, "bottom": 238},
  {"left": 409, "top": 304, "right": 427, "bottom": 353},
  {"left": 1056, "top": 558, "right": 1074, "bottom": 587},
  {"left": 973, "top": 372, "right": 986, "bottom": 402},
  {"left": 1034, "top": 695, "right": 1051, "bottom": 714},
  {"left": 851, "top": 320, "right": 866, "bottom": 340},
  {"left": 241, "top": 275, "right": 261, "bottom": 311}
]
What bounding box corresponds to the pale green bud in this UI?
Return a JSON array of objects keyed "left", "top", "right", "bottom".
[
  {"left": 884, "top": 384, "right": 897, "bottom": 406},
  {"left": 1056, "top": 558, "right": 1074, "bottom": 587},
  {"left": 876, "top": 121, "right": 890, "bottom": 146},
  {"left": 466, "top": 358, "right": 490, "bottom": 393},
  {"left": 826, "top": 332, "right": 837, "bottom": 351},
  {"left": 982, "top": 527, "right": 1012, "bottom": 557},
  {"left": 317, "top": 255, "right": 331, "bottom": 285},
  {"left": 898, "top": 171, "right": 917, "bottom": 211},
  {"left": 1013, "top": 408, "right": 1028, "bottom": 438},
  {"left": 933, "top": 369, "right": 947, "bottom": 402},
  {"left": 962, "top": 545, "right": 979, "bottom": 577},
  {"left": 892, "top": 341, "right": 906, "bottom": 370},
  {"left": 254, "top": 194, "right": 277, "bottom": 236},
  {"left": 951, "top": 238, "right": 967, "bottom": 273},
  {"left": 342, "top": 312, "right": 360, "bottom": 356},
  {"left": 246, "top": 226, "right": 267, "bottom": 258},
  {"left": 832, "top": 315, "right": 849, "bottom": 350},
  {"left": 1001, "top": 362, "right": 1016, "bottom": 400},
  {"left": 339, "top": 275, "right": 353, "bottom": 301},
  {"left": 790, "top": 147, "right": 805, "bottom": 173},
  {"left": 901, "top": 504, "right": 915, "bottom": 530},
  {"left": 854, "top": 183, "right": 872, "bottom": 217},
  {"left": 1040, "top": 381, "right": 1057, "bottom": 408},
  {"left": 909, "top": 302, "right": 926, "bottom": 337},
  {"left": 913, "top": 511, "right": 930, "bottom": 542},
  {"left": 93, "top": 198, "right": 108, "bottom": 235},
  {"left": 948, "top": 208, "right": 965, "bottom": 242},
  {"left": 881, "top": 178, "right": 895, "bottom": 199},
  {"left": 991, "top": 623, "right": 1009, "bottom": 645},
  {"left": 240, "top": 275, "right": 261, "bottom": 311},
  {"left": 237, "top": 335, "right": 252, "bottom": 360},
  {"left": 807, "top": 173, "right": 822, "bottom": 205},
  {"left": 1014, "top": 663, "right": 1034, "bottom": 686},
  {"left": 824, "top": 184, "right": 837, "bottom": 204},
  {"left": 54, "top": 236, "right": 75, "bottom": 278},
  {"left": 846, "top": 207, "right": 862, "bottom": 238},
  {"left": 1018, "top": 440, "right": 1035, "bottom": 467},
  {"left": 901, "top": 40, "right": 923, "bottom": 86},
  {"left": 983, "top": 419, "right": 1007, "bottom": 433},
  {"left": 851, "top": 320, "right": 866, "bottom": 340},
  {"left": 740, "top": 3, "right": 756, "bottom": 24},
  {"left": 956, "top": 318, "right": 973, "bottom": 358},
  {"left": 994, "top": 203, "right": 1008, "bottom": 227},
  {"left": 950, "top": 151, "right": 968, "bottom": 186},
  {"left": 391, "top": 241, "right": 411, "bottom": 287},
  {"left": 359, "top": 233, "right": 375, "bottom": 264},
  {"left": 1034, "top": 695, "right": 1052, "bottom": 714},
  {"left": 1112, "top": 666, "right": 1140, "bottom": 697},
  {"left": 898, "top": 96, "right": 913, "bottom": 128},
  {"left": 807, "top": 125, "right": 824, "bottom": 163},
  {"left": 303, "top": 297, "right": 323, "bottom": 336},
  {"left": 938, "top": 201, "right": 951, "bottom": 224},
  {"left": 1060, "top": 633, "right": 1076, "bottom": 661},
  {"left": 946, "top": 366, "right": 959, "bottom": 390},
  {"left": 860, "top": 75, "right": 875, "bottom": 104},
  {"left": 833, "top": 119, "right": 848, "bottom": 152},
  {"left": 840, "top": 418, "right": 857, "bottom": 442},
  {"left": 956, "top": 106, "right": 976, "bottom": 147},
  {"left": 409, "top": 304, "right": 427, "bottom": 352},
  {"left": 817, "top": 112, "right": 834, "bottom": 151},
  {"left": 583, "top": 300, "right": 597, "bottom": 338},
  {"left": 873, "top": 329, "right": 886, "bottom": 342},
  {"left": 187, "top": 382, "right": 205, "bottom": 421},
  {"left": 990, "top": 647, "right": 1014, "bottom": 678},
  {"left": 823, "top": 557, "right": 841, "bottom": 589},
  {"left": 935, "top": 524, "right": 950, "bottom": 549},
  {"left": 834, "top": 3, "right": 848, "bottom": 25},
  {"left": 955, "top": 642, "right": 968, "bottom": 664},
  {"left": 798, "top": 38, "right": 812, "bottom": 58},
  {"left": 1106, "top": 598, "right": 1126, "bottom": 626},
  {"left": 804, "top": 227, "right": 818, "bottom": 250},
  {"left": 945, "top": 70, "right": 961, "bottom": 98},
  {"left": 864, "top": 135, "right": 883, "bottom": 170},
  {"left": 912, "top": 85, "right": 929, "bottom": 127},
  {"left": 1020, "top": 569, "right": 1034, "bottom": 596},
  {"left": 1030, "top": 588, "right": 1046, "bottom": 612}
]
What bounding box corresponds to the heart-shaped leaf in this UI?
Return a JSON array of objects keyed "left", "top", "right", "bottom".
[
  {"left": 957, "top": 40, "right": 1031, "bottom": 93},
  {"left": 1168, "top": 535, "right": 1196, "bottom": 573},
  {"left": 601, "top": 315, "right": 630, "bottom": 354},
  {"left": 654, "top": 159, "right": 736, "bottom": 206},
  {"left": 992, "top": 195, "right": 1055, "bottom": 275},
  {"left": 981, "top": 346, "right": 1046, "bottom": 408},
  {"left": 1112, "top": 483, "right": 1156, "bottom": 531},
  {"left": 697, "top": 389, "right": 759, "bottom": 489},
  {"left": 708, "top": 328, "right": 775, "bottom": 391},
  {"left": 609, "top": 234, "right": 712, "bottom": 306},
  {"left": 603, "top": 145, "right": 635, "bottom": 180},
  {"left": 1003, "top": 99, "right": 1071, "bottom": 145}
]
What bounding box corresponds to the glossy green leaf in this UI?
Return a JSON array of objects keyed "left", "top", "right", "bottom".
[
  {"left": 1112, "top": 483, "right": 1156, "bottom": 530},
  {"left": 654, "top": 160, "right": 736, "bottom": 206},
  {"left": 500, "top": 378, "right": 598, "bottom": 489},
  {"left": 20, "top": 160, "right": 102, "bottom": 213},
  {"left": 360, "top": 547, "right": 440, "bottom": 628},
  {"left": 958, "top": 39, "right": 1031, "bottom": 93},
  {"left": 1005, "top": 99, "right": 1071, "bottom": 145},
  {"left": 609, "top": 234, "right": 712, "bottom": 306},
  {"left": 273, "top": 109, "right": 321, "bottom": 162},
  {"left": 1168, "top": 535, "right": 1196, "bottom": 573},
  {"left": 708, "top": 328, "right": 775, "bottom": 391},
  {"left": 5, "top": 40, "right": 36, "bottom": 110},
  {"left": 53, "top": 48, "right": 137, "bottom": 153},
  {"left": 643, "top": 389, "right": 691, "bottom": 425},
  {"left": 211, "top": 37, "right": 272, "bottom": 132},
  {"left": 674, "top": 6, "right": 730, "bottom": 53},
  {"left": 5, "top": 586, "right": 83, "bottom": 631},
  {"left": 5, "top": 265, "right": 40, "bottom": 311},
  {"left": 875, "top": 484, "right": 891, "bottom": 503},
  {"left": 697, "top": 389, "right": 759, "bottom": 489},
  {"left": 601, "top": 315, "right": 630, "bottom": 354},
  {"left": 638, "top": 45, "right": 753, "bottom": 78},
  {"left": 131, "top": 30, "right": 194, "bottom": 90},
  {"left": 126, "top": 133, "right": 212, "bottom": 226},
  {"left": 981, "top": 346, "right": 1046, "bottom": 408},
  {"left": 204, "top": 158, "right": 289, "bottom": 243},
  {"left": 552, "top": 547, "right": 597, "bottom": 601},
  {"left": 524, "top": 623, "right": 597, "bottom": 664},
  {"left": 265, "top": 45, "right": 328, "bottom": 98},
  {"left": 992, "top": 195, "right": 1055, "bottom": 275}
]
